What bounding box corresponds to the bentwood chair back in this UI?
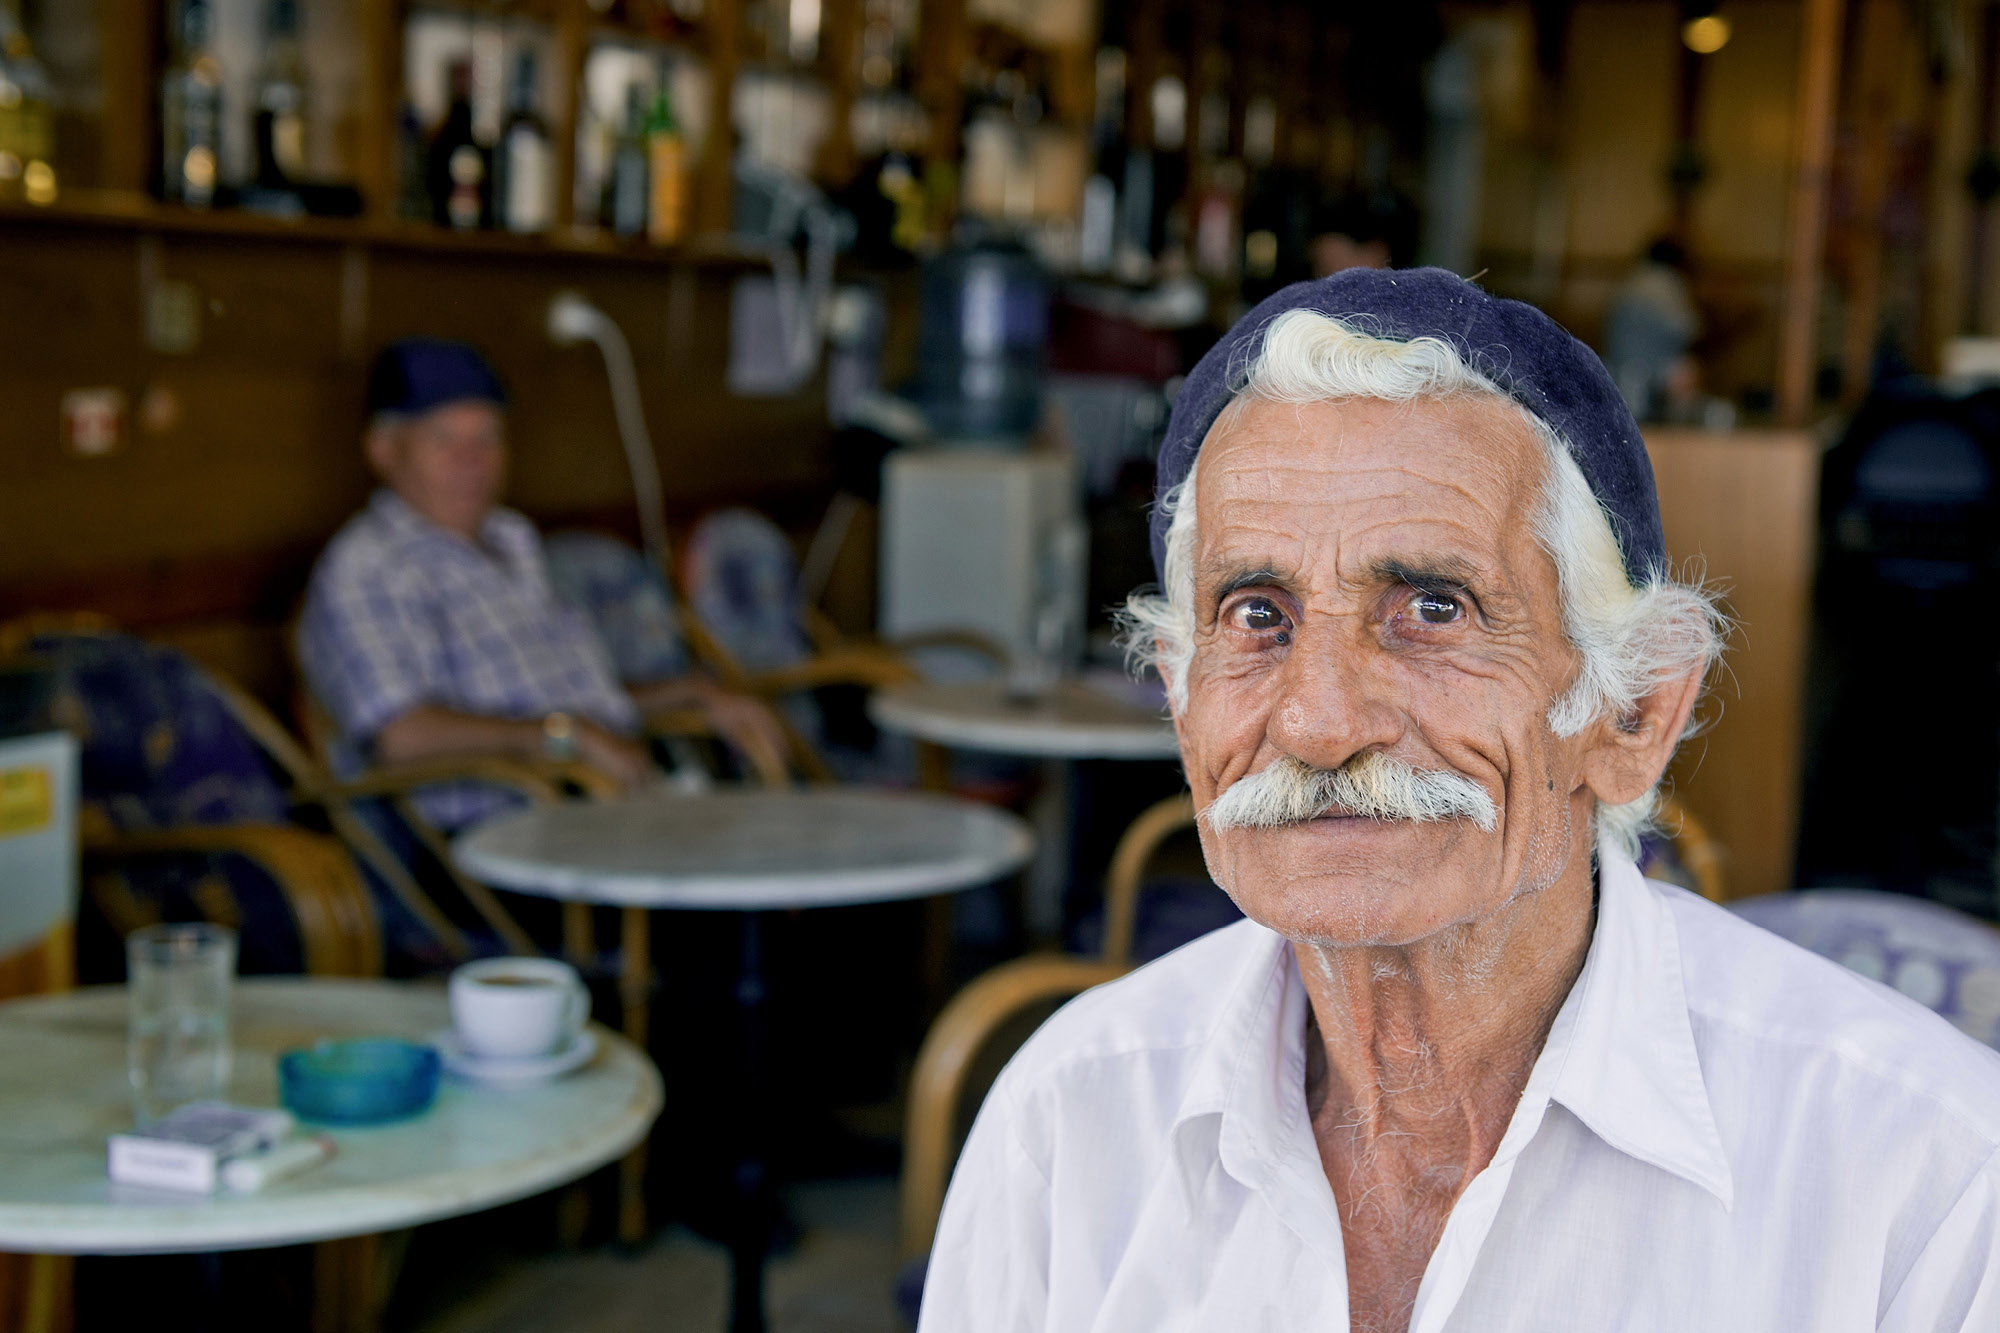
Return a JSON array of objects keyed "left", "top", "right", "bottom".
[
  {"left": 1, "top": 622, "right": 383, "bottom": 978},
  {"left": 1098, "top": 793, "right": 1202, "bottom": 967},
  {"left": 1648, "top": 794, "right": 1728, "bottom": 903},
  {"left": 899, "top": 953, "right": 1129, "bottom": 1266}
]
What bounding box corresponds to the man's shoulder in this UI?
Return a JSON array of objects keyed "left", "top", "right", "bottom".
[
  {"left": 1664, "top": 883, "right": 2000, "bottom": 1135},
  {"left": 1000, "top": 920, "right": 1278, "bottom": 1089},
  {"left": 313, "top": 499, "right": 413, "bottom": 583}
]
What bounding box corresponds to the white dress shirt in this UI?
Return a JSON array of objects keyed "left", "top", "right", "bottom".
[{"left": 921, "top": 842, "right": 2000, "bottom": 1331}]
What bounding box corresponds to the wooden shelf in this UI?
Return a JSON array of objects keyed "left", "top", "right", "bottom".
[{"left": 0, "top": 187, "right": 777, "bottom": 268}]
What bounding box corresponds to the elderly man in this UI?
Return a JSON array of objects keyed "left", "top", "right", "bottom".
[
  {"left": 920, "top": 270, "right": 2000, "bottom": 1331},
  {"left": 300, "top": 338, "right": 783, "bottom": 829}
]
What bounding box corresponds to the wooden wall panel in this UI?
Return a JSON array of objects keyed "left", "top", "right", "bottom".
[
  {"left": 0, "top": 222, "right": 851, "bottom": 699},
  {"left": 1647, "top": 428, "right": 1821, "bottom": 901}
]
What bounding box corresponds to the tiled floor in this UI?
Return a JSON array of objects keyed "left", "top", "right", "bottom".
[{"left": 414, "top": 1178, "right": 907, "bottom": 1333}]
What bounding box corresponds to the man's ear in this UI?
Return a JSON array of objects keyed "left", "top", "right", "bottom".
[
  {"left": 363, "top": 422, "right": 397, "bottom": 479},
  {"left": 1576, "top": 661, "right": 1705, "bottom": 807}
]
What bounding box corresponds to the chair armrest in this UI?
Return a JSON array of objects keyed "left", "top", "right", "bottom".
[
  {"left": 899, "top": 954, "right": 1129, "bottom": 1259},
  {"left": 83, "top": 823, "right": 382, "bottom": 977},
  {"left": 316, "top": 755, "right": 619, "bottom": 804},
  {"left": 744, "top": 649, "right": 923, "bottom": 697},
  {"left": 640, "top": 707, "right": 792, "bottom": 788},
  {"left": 879, "top": 629, "right": 1010, "bottom": 666}
]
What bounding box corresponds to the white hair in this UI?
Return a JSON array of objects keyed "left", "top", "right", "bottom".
[{"left": 1121, "top": 309, "right": 1728, "bottom": 859}]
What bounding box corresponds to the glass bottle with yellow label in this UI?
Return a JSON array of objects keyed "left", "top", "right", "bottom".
[
  {"left": 162, "top": 0, "right": 224, "bottom": 208},
  {"left": 643, "top": 79, "right": 686, "bottom": 246},
  {"left": 253, "top": 0, "right": 307, "bottom": 188},
  {"left": 0, "top": 6, "right": 56, "bottom": 206}
]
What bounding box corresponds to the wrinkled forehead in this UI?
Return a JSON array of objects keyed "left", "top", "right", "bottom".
[{"left": 1188, "top": 392, "right": 1550, "bottom": 568}]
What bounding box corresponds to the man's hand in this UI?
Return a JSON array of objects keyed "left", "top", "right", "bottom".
[
  {"left": 372, "top": 704, "right": 655, "bottom": 792},
  {"left": 630, "top": 675, "right": 792, "bottom": 780},
  {"left": 572, "top": 718, "right": 654, "bottom": 791}
]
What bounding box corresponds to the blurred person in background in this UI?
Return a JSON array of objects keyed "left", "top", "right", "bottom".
[
  {"left": 298, "top": 338, "right": 785, "bottom": 829},
  {"left": 1308, "top": 191, "right": 1416, "bottom": 278},
  {"left": 1604, "top": 236, "right": 1701, "bottom": 423}
]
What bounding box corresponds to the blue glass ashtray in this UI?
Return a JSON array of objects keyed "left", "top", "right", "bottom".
[{"left": 278, "top": 1038, "right": 440, "bottom": 1124}]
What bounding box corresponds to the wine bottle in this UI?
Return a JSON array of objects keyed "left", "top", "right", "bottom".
[
  {"left": 427, "top": 60, "right": 489, "bottom": 230},
  {"left": 253, "top": 0, "right": 307, "bottom": 188},
  {"left": 395, "top": 102, "right": 429, "bottom": 220},
  {"left": 161, "top": 0, "right": 223, "bottom": 209},
  {"left": 643, "top": 79, "right": 685, "bottom": 245},
  {"left": 493, "top": 50, "right": 551, "bottom": 235},
  {"left": 603, "top": 83, "right": 648, "bottom": 239},
  {"left": 0, "top": 9, "right": 56, "bottom": 205}
]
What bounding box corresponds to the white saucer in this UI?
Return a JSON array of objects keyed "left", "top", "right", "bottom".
[{"left": 429, "top": 1028, "right": 599, "bottom": 1087}]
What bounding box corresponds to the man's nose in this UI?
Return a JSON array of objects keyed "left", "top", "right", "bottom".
[{"left": 1264, "top": 616, "right": 1402, "bottom": 770}]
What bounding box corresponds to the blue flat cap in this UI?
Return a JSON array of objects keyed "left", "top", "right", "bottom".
[
  {"left": 1151, "top": 267, "right": 1665, "bottom": 586},
  {"left": 366, "top": 338, "right": 508, "bottom": 417}
]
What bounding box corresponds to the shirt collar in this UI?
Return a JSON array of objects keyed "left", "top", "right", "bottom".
[
  {"left": 1168, "top": 837, "right": 1733, "bottom": 1220},
  {"left": 367, "top": 488, "right": 535, "bottom": 565},
  {"left": 1541, "top": 838, "right": 1734, "bottom": 1209}
]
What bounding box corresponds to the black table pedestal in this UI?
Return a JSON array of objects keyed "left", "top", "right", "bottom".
[{"left": 727, "top": 912, "right": 773, "bottom": 1333}]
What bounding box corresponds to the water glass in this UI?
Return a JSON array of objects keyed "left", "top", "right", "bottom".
[{"left": 126, "top": 923, "right": 237, "bottom": 1125}]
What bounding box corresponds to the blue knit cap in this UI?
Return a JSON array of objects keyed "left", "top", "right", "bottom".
[
  {"left": 1150, "top": 267, "right": 1665, "bottom": 587},
  {"left": 366, "top": 338, "right": 508, "bottom": 417}
]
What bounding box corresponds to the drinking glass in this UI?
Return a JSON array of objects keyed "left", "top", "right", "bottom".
[{"left": 126, "top": 923, "right": 237, "bottom": 1125}]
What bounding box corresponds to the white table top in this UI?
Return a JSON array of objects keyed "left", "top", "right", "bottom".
[
  {"left": 869, "top": 677, "right": 1181, "bottom": 760},
  {"left": 452, "top": 788, "right": 1035, "bottom": 910},
  {"left": 0, "top": 979, "right": 660, "bottom": 1255}
]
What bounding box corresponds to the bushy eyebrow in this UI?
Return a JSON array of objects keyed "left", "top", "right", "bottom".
[
  {"left": 1211, "top": 566, "right": 1287, "bottom": 605},
  {"left": 1199, "top": 553, "right": 1507, "bottom": 618},
  {"left": 1372, "top": 556, "right": 1483, "bottom": 593}
]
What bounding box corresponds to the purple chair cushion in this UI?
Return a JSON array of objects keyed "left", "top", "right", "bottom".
[{"left": 1728, "top": 889, "right": 2000, "bottom": 1050}]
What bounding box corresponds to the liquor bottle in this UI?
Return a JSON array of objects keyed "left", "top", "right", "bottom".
[
  {"left": 1077, "top": 49, "right": 1126, "bottom": 275},
  {"left": 878, "top": 148, "right": 925, "bottom": 253},
  {"left": 395, "top": 102, "right": 429, "bottom": 220},
  {"left": 493, "top": 50, "right": 551, "bottom": 234},
  {"left": 642, "top": 79, "right": 685, "bottom": 245},
  {"left": 603, "top": 83, "right": 648, "bottom": 239},
  {"left": 426, "top": 60, "right": 488, "bottom": 230},
  {"left": 161, "top": 0, "right": 224, "bottom": 209},
  {"left": 0, "top": 9, "right": 56, "bottom": 205},
  {"left": 253, "top": 0, "right": 307, "bottom": 188}
]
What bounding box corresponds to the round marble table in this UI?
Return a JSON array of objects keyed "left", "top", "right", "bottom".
[
  {"left": 870, "top": 676, "right": 1179, "bottom": 940},
  {"left": 0, "top": 978, "right": 660, "bottom": 1254},
  {"left": 867, "top": 676, "right": 1179, "bottom": 760},
  {"left": 451, "top": 787, "right": 1033, "bottom": 1333},
  {"left": 454, "top": 787, "right": 1035, "bottom": 910}
]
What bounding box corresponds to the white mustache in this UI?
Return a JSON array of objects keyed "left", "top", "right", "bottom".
[{"left": 1201, "top": 752, "right": 1499, "bottom": 833}]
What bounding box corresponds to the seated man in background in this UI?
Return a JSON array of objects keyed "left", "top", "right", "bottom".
[{"left": 299, "top": 337, "right": 785, "bottom": 829}]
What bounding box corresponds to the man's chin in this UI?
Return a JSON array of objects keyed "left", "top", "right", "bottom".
[{"left": 1212, "top": 819, "right": 1484, "bottom": 947}]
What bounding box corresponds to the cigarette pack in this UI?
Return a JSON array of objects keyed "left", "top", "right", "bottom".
[{"left": 106, "top": 1102, "right": 297, "bottom": 1194}]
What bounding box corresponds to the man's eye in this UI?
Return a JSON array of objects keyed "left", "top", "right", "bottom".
[
  {"left": 1235, "top": 598, "right": 1287, "bottom": 632},
  {"left": 1410, "top": 591, "right": 1462, "bottom": 625}
]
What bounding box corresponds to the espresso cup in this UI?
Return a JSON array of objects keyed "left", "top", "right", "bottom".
[{"left": 449, "top": 957, "right": 589, "bottom": 1061}]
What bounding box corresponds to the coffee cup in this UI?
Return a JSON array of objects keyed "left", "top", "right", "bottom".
[{"left": 449, "top": 957, "right": 589, "bottom": 1061}]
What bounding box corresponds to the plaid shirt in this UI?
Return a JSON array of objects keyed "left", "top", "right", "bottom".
[{"left": 299, "top": 489, "right": 638, "bottom": 829}]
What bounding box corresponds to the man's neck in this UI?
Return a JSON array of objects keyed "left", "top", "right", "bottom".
[
  {"left": 386, "top": 488, "right": 489, "bottom": 547},
  {"left": 1294, "top": 862, "right": 1596, "bottom": 1332}
]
